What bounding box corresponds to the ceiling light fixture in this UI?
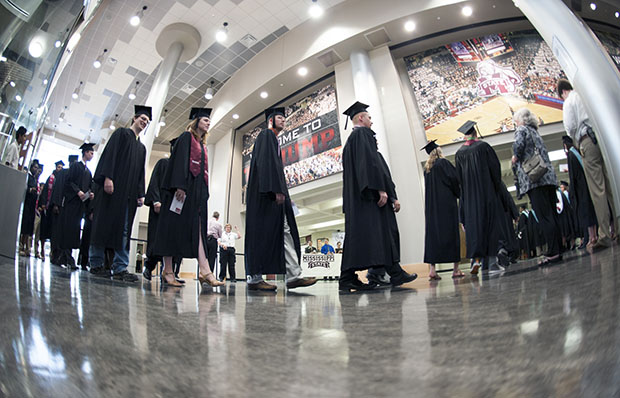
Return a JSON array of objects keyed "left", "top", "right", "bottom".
[
  {"left": 404, "top": 20, "right": 416, "bottom": 32},
  {"left": 9, "top": 81, "right": 15, "bottom": 87},
  {"left": 309, "top": 0, "right": 324, "bottom": 18},
  {"left": 232, "top": 113, "right": 239, "bottom": 120},
  {"left": 110, "top": 114, "right": 118, "bottom": 130},
  {"left": 298, "top": 66, "right": 308, "bottom": 76},
  {"left": 158, "top": 109, "right": 167, "bottom": 128},
  {"left": 93, "top": 48, "right": 107, "bottom": 69},
  {"left": 59, "top": 106, "right": 67, "bottom": 122},
  {"left": 216, "top": 22, "right": 229, "bottom": 43},
  {"left": 462, "top": 5, "right": 473, "bottom": 16},
  {"left": 205, "top": 80, "right": 215, "bottom": 100},
  {"left": 72, "top": 81, "right": 83, "bottom": 99},
  {"left": 28, "top": 38, "right": 44, "bottom": 58},
  {"left": 0, "top": 55, "right": 6, "bottom": 62},
  {"left": 130, "top": 6, "right": 147, "bottom": 26},
  {"left": 54, "top": 39, "right": 62, "bottom": 48},
  {"left": 260, "top": 91, "right": 268, "bottom": 99},
  {"left": 43, "top": 79, "right": 48, "bottom": 85},
  {"left": 590, "top": 2, "right": 596, "bottom": 10},
  {"left": 616, "top": 11, "right": 620, "bottom": 18},
  {"left": 15, "top": 94, "right": 22, "bottom": 102},
  {"left": 128, "top": 81, "right": 139, "bottom": 100}
]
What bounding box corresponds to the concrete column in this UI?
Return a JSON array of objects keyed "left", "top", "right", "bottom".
[
  {"left": 350, "top": 49, "right": 390, "bottom": 165},
  {"left": 129, "top": 23, "right": 201, "bottom": 273},
  {"left": 207, "top": 143, "right": 215, "bottom": 192},
  {"left": 515, "top": 0, "right": 620, "bottom": 218}
]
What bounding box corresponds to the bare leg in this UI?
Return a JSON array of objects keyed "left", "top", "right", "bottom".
[
  {"left": 588, "top": 225, "right": 598, "bottom": 246},
  {"left": 198, "top": 223, "right": 224, "bottom": 286},
  {"left": 428, "top": 264, "right": 437, "bottom": 278},
  {"left": 452, "top": 262, "right": 464, "bottom": 277}
]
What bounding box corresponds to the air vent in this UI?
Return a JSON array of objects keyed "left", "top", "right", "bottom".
[
  {"left": 240, "top": 34, "right": 258, "bottom": 48},
  {"left": 316, "top": 50, "right": 342, "bottom": 68},
  {"left": 364, "top": 27, "right": 391, "bottom": 48},
  {"left": 181, "top": 84, "right": 195, "bottom": 94}
]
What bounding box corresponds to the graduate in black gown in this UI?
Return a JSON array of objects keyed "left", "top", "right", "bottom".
[
  {"left": 556, "top": 185, "right": 576, "bottom": 250},
  {"left": 39, "top": 161, "right": 64, "bottom": 260},
  {"left": 339, "top": 101, "right": 416, "bottom": 291},
  {"left": 153, "top": 108, "right": 224, "bottom": 288},
  {"left": 497, "top": 181, "right": 519, "bottom": 266},
  {"left": 244, "top": 107, "right": 316, "bottom": 291},
  {"left": 517, "top": 205, "right": 530, "bottom": 259},
  {"left": 89, "top": 105, "right": 148, "bottom": 282},
  {"left": 143, "top": 138, "right": 182, "bottom": 282},
  {"left": 19, "top": 160, "right": 40, "bottom": 256},
  {"left": 454, "top": 120, "right": 503, "bottom": 274},
  {"left": 563, "top": 135, "right": 598, "bottom": 247},
  {"left": 422, "top": 140, "right": 463, "bottom": 280},
  {"left": 56, "top": 143, "right": 95, "bottom": 269}
]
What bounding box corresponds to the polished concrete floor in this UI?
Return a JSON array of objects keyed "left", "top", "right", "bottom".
[{"left": 1, "top": 248, "right": 619, "bottom": 398}]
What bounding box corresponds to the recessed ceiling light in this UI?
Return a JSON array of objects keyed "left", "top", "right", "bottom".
[
  {"left": 216, "top": 22, "right": 229, "bottom": 43},
  {"left": 232, "top": 113, "right": 239, "bottom": 119},
  {"left": 298, "top": 66, "right": 308, "bottom": 76},
  {"left": 309, "top": 0, "right": 324, "bottom": 18},
  {"left": 9, "top": 81, "right": 15, "bottom": 87},
  {"left": 462, "top": 6, "right": 473, "bottom": 16},
  {"left": 260, "top": 91, "right": 268, "bottom": 99},
  {"left": 15, "top": 94, "right": 22, "bottom": 102},
  {"left": 616, "top": 11, "right": 620, "bottom": 18},
  {"left": 54, "top": 40, "right": 62, "bottom": 48},
  {"left": 280, "top": 83, "right": 284, "bottom": 87},
  {"left": 590, "top": 2, "right": 596, "bottom": 10},
  {"left": 130, "top": 6, "right": 147, "bottom": 26},
  {"left": 404, "top": 20, "right": 416, "bottom": 32},
  {"left": 43, "top": 79, "right": 48, "bottom": 85},
  {"left": 195, "top": 60, "right": 205, "bottom": 67},
  {"left": 28, "top": 39, "right": 44, "bottom": 58},
  {"left": 437, "top": 16, "right": 441, "bottom": 20}
]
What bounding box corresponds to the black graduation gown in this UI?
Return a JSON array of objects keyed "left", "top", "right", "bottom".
[
  {"left": 517, "top": 212, "right": 530, "bottom": 253},
  {"left": 57, "top": 161, "right": 92, "bottom": 250},
  {"left": 20, "top": 171, "right": 38, "bottom": 235},
  {"left": 244, "top": 129, "right": 301, "bottom": 275},
  {"left": 556, "top": 190, "right": 575, "bottom": 240},
  {"left": 455, "top": 140, "right": 502, "bottom": 259},
  {"left": 423, "top": 157, "right": 461, "bottom": 264},
  {"left": 153, "top": 131, "right": 209, "bottom": 258},
  {"left": 39, "top": 171, "right": 57, "bottom": 240},
  {"left": 49, "top": 168, "right": 68, "bottom": 250},
  {"left": 498, "top": 181, "right": 519, "bottom": 257},
  {"left": 378, "top": 152, "right": 400, "bottom": 265},
  {"left": 567, "top": 150, "right": 597, "bottom": 229},
  {"left": 91, "top": 128, "right": 146, "bottom": 250},
  {"left": 145, "top": 157, "right": 168, "bottom": 258},
  {"left": 341, "top": 127, "right": 393, "bottom": 271}
]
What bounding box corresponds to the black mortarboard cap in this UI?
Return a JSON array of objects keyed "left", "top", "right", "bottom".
[
  {"left": 342, "top": 101, "right": 369, "bottom": 129},
  {"left": 80, "top": 143, "right": 95, "bottom": 152},
  {"left": 68, "top": 155, "right": 79, "bottom": 163},
  {"left": 560, "top": 180, "right": 569, "bottom": 186},
  {"left": 189, "top": 107, "right": 212, "bottom": 120},
  {"left": 420, "top": 139, "right": 439, "bottom": 155},
  {"left": 457, "top": 120, "right": 477, "bottom": 136},
  {"left": 55, "top": 160, "right": 65, "bottom": 167},
  {"left": 134, "top": 105, "right": 152, "bottom": 120},
  {"left": 264, "top": 107, "right": 286, "bottom": 123},
  {"left": 169, "top": 137, "right": 178, "bottom": 151},
  {"left": 561, "top": 135, "right": 574, "bottom": 145}
]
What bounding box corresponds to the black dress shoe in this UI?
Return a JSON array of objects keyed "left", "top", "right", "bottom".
[
  {"left": 339, "top": 278, "right": 376, "bottom": 292},
  {"left": 90, "top": 267, "right": 111, "bottom": 278},
  {"left": 390, "top": 272, "right": 417, "bottom": 287},
  {"left": 367, "top": 273, "right": 391, "bottom": 287},
  {"left": 142, "top": 268, "right": 152, "bottom": 281},
  {"left": 112, "top": 271, "right": 139, "bottom": 282}
]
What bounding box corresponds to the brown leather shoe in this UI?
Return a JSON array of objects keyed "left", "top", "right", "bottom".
[
  {"left": 248, "top": 280, "right": 277, "bottom": 291},
  {"left": 286, "top": 277, "right": 317, "bottom": 289}
]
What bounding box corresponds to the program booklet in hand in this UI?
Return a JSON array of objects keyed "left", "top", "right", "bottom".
[{"left": 170, "top": 196, "right": 184, "bottom": 215}]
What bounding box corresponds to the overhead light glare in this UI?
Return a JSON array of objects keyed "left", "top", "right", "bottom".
[
  {"left": 0, "top": 55, "right": 6, "bottom": 62},
  {"left": 9, "top": 81, "right": 15, "bottom": 87},
  {"left": 309, "top": 0, "right": 324, "bottom": 18},
  {"left": 590, "top": 2, "right": 596, "bottom": 10},
  {"left": 15, "top": 94, "right": 22, "bottom": 102},
  {"left": 54, "top": 40, "right": 62, "bottom": 48},
  {"left": 128, "top": 81, "right": 139, "bottom": 100},
  {"left": 216, "top": 22, "right": 229, "bottom": 43},
  {"left": 130, "top": 6, "right": 147, "bottom": 26},
  {"left": 298, "top": 66, "right": 308, "bottom": 76},
  {"left": 43, "top": 79, "right": 48, "bottom": 85},
  {"left": 232, "top": 114, "right": 239, "bottom": 119},
  {"left": 404, "top": 20, "right": 416, "bottom": 32},
  {"left": 28, "top": 39, "right": 44, "bottom": 58},
  {"left": 72, "top": 81, "right": 83, "bottom": 100},
  {"left": 93, "top": 48, "right": 107, "bottom": 69},
  {"left": 616, "top": 11, "right": 620, "bottom": 18},
  {"left": 260, "top": 91, "right": 268, "bottom": 99},
  {"left": 462, "top": 6, "right": 473, "bottom": 16},
  {"left": 158, "top": 109, "right": 167, "bottom": 128}
]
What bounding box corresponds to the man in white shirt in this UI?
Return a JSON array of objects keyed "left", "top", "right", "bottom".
[
  {"left": 218, "top": 224, "right": 241, "bottom": 282},
  {"left": 206, "top": 211, "right": 223, "bottom": 273},
  {"left": 3, "top": 126, "right": 26, "bottom": 169},
  {"left": 558, "top": 79, "right": 616, "bottom": 249}
]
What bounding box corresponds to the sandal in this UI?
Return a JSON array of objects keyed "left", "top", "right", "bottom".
[
  {"left": 429, "top": 274, "right": 442, "bottom": 281},
  {"left": 452, "top": 270, "right": 465, "bottom": 278}
]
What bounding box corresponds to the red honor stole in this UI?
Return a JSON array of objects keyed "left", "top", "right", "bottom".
[{"left": 189, "top": 133, "right": 208, "bottom": 186}]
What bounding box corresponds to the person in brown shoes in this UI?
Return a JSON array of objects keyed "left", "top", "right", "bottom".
[{"left": 244, "top": 107, "right": 317, "bottom": 291}]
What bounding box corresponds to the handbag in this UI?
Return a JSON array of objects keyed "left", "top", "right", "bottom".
[{"left": 522, "top": 147, "right": 547, "bottom": 183}]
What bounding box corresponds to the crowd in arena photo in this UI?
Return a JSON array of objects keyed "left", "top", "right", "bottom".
[
  {"left": 284, "top": 147, "right": 342, "bottom": 187},
  {"left": 405, "top": 31, "right": 567, "bottom": 130}
]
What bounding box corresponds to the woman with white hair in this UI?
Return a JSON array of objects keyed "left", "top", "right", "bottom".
[{"left": 511, "top": 108, "right": 562, "bottom": 266}]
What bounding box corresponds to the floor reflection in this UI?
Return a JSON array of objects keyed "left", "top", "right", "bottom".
[{"left": 1, "top": 248, "right": 620, "bottom": 396}]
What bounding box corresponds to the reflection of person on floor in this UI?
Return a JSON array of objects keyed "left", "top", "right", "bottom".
[
  {"left": 339, "top": 101, "right": 417, "bottom": 291},
  {"left": 422, "top": 140, "right": 463, "bottom": 280}
]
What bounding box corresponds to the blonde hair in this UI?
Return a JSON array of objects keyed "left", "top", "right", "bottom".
[
  {"left": 224, "top": 223, "right": 232, "bottom": 230},
  {"left": 424, "top": 147, "right": 443, "bottom": 174},
  {"left": 185, "top": 117, "right": 208, "bottom": 144}
]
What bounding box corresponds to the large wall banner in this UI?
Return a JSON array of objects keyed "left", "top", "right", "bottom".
[
  {"left": 404, "top": 30, "right": 568, "bottom": 145},
  {"left": 241, "top": 84, "right": 342, "bottom": 203}
]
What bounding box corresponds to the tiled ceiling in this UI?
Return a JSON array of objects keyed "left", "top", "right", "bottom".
[{"left": 46, "top": 0, "right": 345, "bottom": 146}]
